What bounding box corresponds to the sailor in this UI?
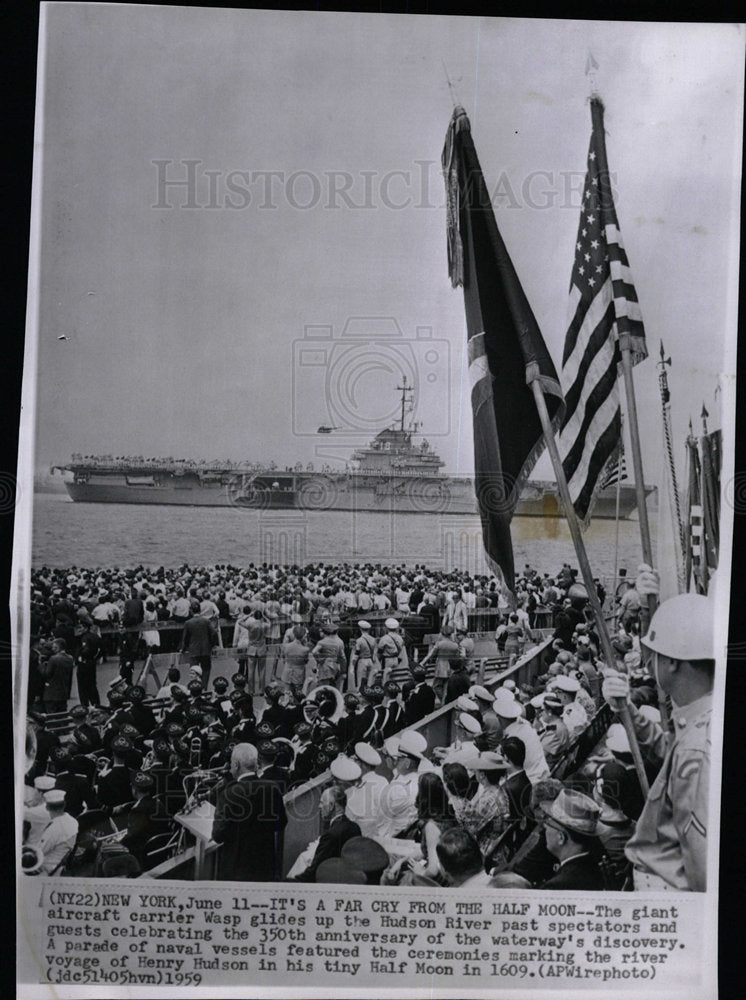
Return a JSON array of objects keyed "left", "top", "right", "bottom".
[
  {"left": 329, "top": 754, "right": 362, "bottom": 792},
  {"left": 537, "top": 692, "right": 571, "bottom": 765},
  {"left": 349, "top": 621, "right": 379, "bottom": 690},
  {"left": 377, "top": 730, "right": 423, "bottom": 838},
  {"left": 376, "top": 619, "right": 407, "bottom": 687},
  {"left": 470, "top": 684, "right": 501, "bottom": 749},
  {"left": 345, "top": 742, "right": 388, "bottom": 838},
  {"left": 23, "top": 775, "right": 57, "bottom": 847},
  {"left": 602, "top": 589, "right": 714, "bottom": 892},
  {"left": 493, "top": 688, "right": 550, "bottom": 785},
  {"left": 38, "top": 789, "right": 79, "bottom": 875},
  {"left": 434, "top": 711, "right": 482, "bottom": 765}
]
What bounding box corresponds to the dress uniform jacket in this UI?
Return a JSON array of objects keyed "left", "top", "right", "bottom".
[
  {"left": 212, "top": 773, "right": 287, "bottom": 881},
  {"left": 96, "top": 765, "right": 134, "bottom": 811},
  {"left": 624, "top": 694, "right": 710, "bottom": 891},
  {"left": 294, "top": 814, "right": 362, "bottom": 881},
  {"left": 540, "top": 851, "right": 605, "bottom": 890},
  {"left": 539, "top": 718, "right": 571, "bottom": 762},
  {"left": 404, "top": 682, "right": 436, "bottom": 726}
]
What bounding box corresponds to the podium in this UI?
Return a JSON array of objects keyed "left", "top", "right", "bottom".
[{"left": 175, "top": 801, "right": 217, "bottom": 879}]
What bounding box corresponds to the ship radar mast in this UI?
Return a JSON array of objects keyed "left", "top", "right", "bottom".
[{"left": 396, "top": 375, "right": 415, "bottom": 433}]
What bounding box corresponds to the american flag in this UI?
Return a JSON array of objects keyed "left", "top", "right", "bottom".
[
  {"left": 685, "top": 431, "right": 706, "bottom": 594},
  {"left": 558, "top": 98, "right": 646, "bottom": 522},
  {"left": 599, "top": 450, "right": 627, "bottom": 490}
]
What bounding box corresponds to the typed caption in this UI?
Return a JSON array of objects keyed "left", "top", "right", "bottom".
[{"left": 19, "top": 880, "right": 705, "bottom": 994}]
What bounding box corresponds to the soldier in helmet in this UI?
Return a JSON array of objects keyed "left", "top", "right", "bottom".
[{"left": 602, "top": 578, "right": 714, "bottom": 892}]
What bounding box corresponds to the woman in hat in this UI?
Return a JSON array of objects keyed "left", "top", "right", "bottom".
[{"left": 456, "top": 752, "right": 512, "bottom": 871}]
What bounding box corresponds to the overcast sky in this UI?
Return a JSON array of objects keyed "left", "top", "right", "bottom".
[{"left": 31, "top": 6, "right": 743, "bottom": 484}]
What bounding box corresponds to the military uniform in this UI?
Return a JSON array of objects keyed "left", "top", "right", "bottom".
[
  {"left": 624, "top": 695, "right": 710, "bottom": 891},
  {"left": 376, "top": 632, "right": 406, "bottom": 683},
  {"left": 353, "top": 633, "right": 379, "bottom": 688},
  {"left": 311, "top": 634, "right": 347, "bottom": 687},
  {"left": 539, "top": 717, "right": 570, "bottom": 763}
]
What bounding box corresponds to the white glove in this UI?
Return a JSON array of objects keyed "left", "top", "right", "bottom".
[
  {"left": 601, "top": 671, "right": 631, "bottom": 706},
  {"left": 635, "top": 563, "right": 659, "bottom": 597}
]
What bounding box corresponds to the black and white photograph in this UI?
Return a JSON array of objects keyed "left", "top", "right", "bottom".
[{"left": 13, "top": 5, "right": 743, "bottom": 997}]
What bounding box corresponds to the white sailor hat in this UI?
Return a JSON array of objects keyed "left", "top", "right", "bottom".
[
  {"left": 358, "top": 620, "right": 372, "bottom": 630},
  {"left": 472, "top": 750, "right": 509, "bottom": 771},
  {"left": 530, "top": 692, "right": 547, "bottom": 708},
  {"left": 552, "top": 674, "right": 580, "bottom": 693},
  {"left": 382, "top": 736, "right": 400, "bottom": 758},
  {"left": 34, "top": 775, "right": 56, "bottom": 792},
  {"left": 354, "top": 742, "right": 381, "bottom": 767},
  {"left": 469, "top": 684, "right": 493, "bottom": 703},
  {"left": 493, "top": 687, "right": 518, "bottom": 713},
  {"left": 457, "top": 712, "right": 482, "bottom": 736},
  {"left": 605, "top": 723, "right": 631, "bottom": 754},
  {"left": 330, "top": 755, "right": 362, "bottom": 782},
  {"left": 456, "top": 695, "right": 479, "bottom": 712},
  {"left": 493, "top": 696, "right": 522, "bottom": 719},
  {"left": 638, "top": 704, "right": 661, "bottom": 724},
  {"left": 43, "top": 789, "right": 66, "bottom": 805},
  {"left": 397, "top": 730, "right": 427, "bottom": 759},
  {"left": 503, "top": 679, "right": 517, "bottom": 691},
  {"left": 385, "top": 617, "right": 400, "bottom": 629}
]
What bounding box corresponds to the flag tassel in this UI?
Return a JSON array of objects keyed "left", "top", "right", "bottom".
[
  {"left": 442, "top": 107, "right": 470, "bottom": 288},
  {"left": 528, "top": 372, "right": 650, "bottom": 796}
]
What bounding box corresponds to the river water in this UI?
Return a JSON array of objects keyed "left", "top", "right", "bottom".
[{"left": 31, "top": 492, "right": 654, "bottom": 585}]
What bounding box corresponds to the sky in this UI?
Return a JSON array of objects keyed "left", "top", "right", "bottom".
[{"left": 31, "top": 6, "right": 743, "bottom": 485}]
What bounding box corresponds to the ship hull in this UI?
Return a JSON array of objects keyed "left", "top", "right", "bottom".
[{"left": 62, "top": 473, "right": 649, "bottom": 518}]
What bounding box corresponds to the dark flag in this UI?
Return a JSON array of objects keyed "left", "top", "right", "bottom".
[
  {"left": 442, "top": 107, "right": 564, "bottom": 591},
  {"left": 558, "top": 97, "right": 647, "bottom": 523}
]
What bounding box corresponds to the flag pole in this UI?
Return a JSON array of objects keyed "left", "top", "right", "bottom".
[
  {"left": 612, "top": 415, "right": 623, "bottom": 625},
  {"left": 528, "top": 367, "right": 649, "bottom": 795}
]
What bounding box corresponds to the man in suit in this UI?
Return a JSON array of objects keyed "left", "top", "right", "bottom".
[
  {"left": 212, "top": 743, "right": 287, "bottom": 882},
  {"left": 539, "top": 788, "right": 605, "bottom": 890},
  {"left": 292, "top": 785, "right": 361, "bottom": 882},
  {"left": 180, "top": 601, "right": 218, "bottom": 686},
  {"left": 39, "top": 639, "right": 74, "bottom": 713}
]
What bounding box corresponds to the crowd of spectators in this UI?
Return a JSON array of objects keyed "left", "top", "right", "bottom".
[{"left": 22, "top": 559, "right": 656, "bottom": 888}]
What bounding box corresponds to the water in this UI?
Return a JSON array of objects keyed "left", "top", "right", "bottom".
[{"left": 31, "top": 492, "right": 654, "bottom": 583}]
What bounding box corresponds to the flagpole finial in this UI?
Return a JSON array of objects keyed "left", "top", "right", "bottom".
[
  {"left": 585, "top": 49, "right": 600, "bottom": 100},
  {"left": 442, "top": 60, "right": 460, "bottom": 110}
]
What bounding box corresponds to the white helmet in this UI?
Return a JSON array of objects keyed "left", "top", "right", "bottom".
[{"left": 642, "top": 593, "right": 715, "bottom": 661}]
